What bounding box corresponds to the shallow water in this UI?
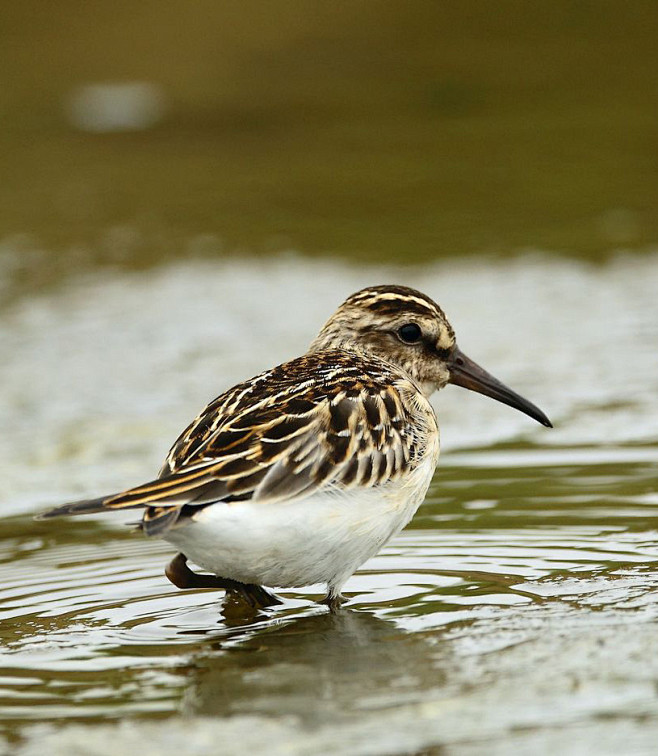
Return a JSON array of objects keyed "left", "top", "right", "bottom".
[{"left": 1, "top": 252, "right": 658, "bottom": 754}]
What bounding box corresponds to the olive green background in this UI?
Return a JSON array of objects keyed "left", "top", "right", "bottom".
[{"left": 1, "top": 0, "right": 656, "bottom": 285}]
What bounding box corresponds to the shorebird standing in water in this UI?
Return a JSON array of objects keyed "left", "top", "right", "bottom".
[{"left": 39, "top": 285, "right": 551, "bottom": 610}]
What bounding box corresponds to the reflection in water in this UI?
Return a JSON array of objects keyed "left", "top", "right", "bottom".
[{"left": 185, "top": 611, "right": 443, "bottom": 724}]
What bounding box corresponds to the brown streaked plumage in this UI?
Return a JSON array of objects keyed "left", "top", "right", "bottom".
[{"left": 39, "top": 284, "right": 551, "bottom": 610}]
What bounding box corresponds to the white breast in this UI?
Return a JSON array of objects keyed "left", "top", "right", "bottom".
[{"left": 163, "top": 435, "right": 439, "bottom": 594}]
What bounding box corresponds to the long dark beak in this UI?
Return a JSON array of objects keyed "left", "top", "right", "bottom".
[{"left": 447, "top": 346, "right": 552, "bottom": 428}]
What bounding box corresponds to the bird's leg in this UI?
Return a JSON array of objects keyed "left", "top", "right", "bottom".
[
  {"left": 165, "top": 552, "right": 244, "bottom": 590},
  {"left": 165, "top": 553, "right": 282, "bottom": 607},
  {"left": 320, "top": 591, "right": 348, "bottom": 613}
]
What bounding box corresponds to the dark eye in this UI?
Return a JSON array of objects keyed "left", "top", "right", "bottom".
[{"left": 397, "top": 323, "right": 422, "bottom": 344}]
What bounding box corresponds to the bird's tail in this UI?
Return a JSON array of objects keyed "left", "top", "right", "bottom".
[
  {"left": 35, "top": 462, "right": 222, "bottom": 536},
  {"left": 35, "top": 494, "right": 119, "bottom": 519}
]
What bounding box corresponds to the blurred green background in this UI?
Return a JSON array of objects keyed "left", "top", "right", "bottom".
[{"left": 1, "top": 0, "right": 657, "bottom": 286}]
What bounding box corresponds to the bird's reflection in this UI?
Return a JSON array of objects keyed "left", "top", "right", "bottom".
[{"left": 180, "top": 608, "right": 446, "bottom": 725}]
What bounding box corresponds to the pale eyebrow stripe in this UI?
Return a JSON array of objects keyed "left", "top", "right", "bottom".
[{"left": 356, "top": 294, "right": 442, "bottom": 318}]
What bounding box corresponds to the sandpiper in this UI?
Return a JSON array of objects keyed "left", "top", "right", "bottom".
[{"left": 39, "top": 285, "right": 551, "bottom": 610}]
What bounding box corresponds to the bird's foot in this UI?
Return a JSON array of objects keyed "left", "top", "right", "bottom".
[
  {"left": 165, "top": 553, "right": 282, "bottom": 608},
  {"left": 234, "top": 582, "right": 283, "bottom": 608},
  {"left": 320, "top": 592, "right": 348, "bottom": 613}
]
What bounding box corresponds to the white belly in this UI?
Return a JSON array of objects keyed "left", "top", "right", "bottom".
[{"left": 163, "top": 447, "right": 438, "bottom": 593}]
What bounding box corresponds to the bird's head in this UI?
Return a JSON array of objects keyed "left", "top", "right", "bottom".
[{"left": 310, "top": 284, "right": 552, "bottom": 427}]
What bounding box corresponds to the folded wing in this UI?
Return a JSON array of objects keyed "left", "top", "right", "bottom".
[{"left": 38, "top": 371, "right": 418, "bottom": 536}]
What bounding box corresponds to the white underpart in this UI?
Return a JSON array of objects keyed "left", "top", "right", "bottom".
[{"left": 164, "top": 436, "right": 439, "bottom": 597}]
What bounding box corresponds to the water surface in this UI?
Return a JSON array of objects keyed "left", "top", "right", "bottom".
[{"left": 1, "top": 253, "right": 658, "bottom": 754}]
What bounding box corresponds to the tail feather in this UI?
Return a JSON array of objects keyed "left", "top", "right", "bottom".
[
  {"left": 140, "top": 505, "right": 182, "bottom": 536},
  {"left": 35, "top": 462, "right": 225, "bottom": 522},
  {"left": 37, "top": 495, "right": 184, "bottom": 536},
  {"left": 35, "top": 496, "right": 116, "bottom": 520}
]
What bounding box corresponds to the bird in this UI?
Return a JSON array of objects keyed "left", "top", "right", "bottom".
[{"left": 38, "top": 284, "right": 552, "bottom": 611}]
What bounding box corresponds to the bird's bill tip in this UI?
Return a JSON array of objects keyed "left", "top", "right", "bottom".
[{"left": 448, "top": 347, "right": 552, "bottom": 428}]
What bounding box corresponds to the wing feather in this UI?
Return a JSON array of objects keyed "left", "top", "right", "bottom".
[{"left": 39, "top": 351, "right": 434, "bottom": 534}]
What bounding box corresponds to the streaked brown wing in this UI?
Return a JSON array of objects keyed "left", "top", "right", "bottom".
[
  {"left": 39, "top": 385, "right": 416, "bottom": 532},
  {"left": 163, "top": 381, "right": 415, "bottom": 504},
  {"left": 206, "top": 385, "right": 415, "bottom": 502},
  {"left": 158, "top": 381, "right": 248, "bottom": 476},
  {"left": 39, "top": 352, "right": 427, "bottom": 536}
]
